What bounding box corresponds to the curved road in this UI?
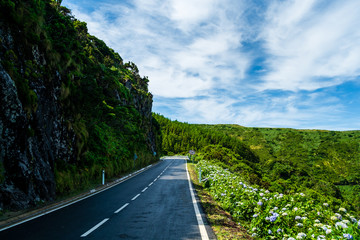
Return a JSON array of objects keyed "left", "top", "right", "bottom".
[{"left": 0, "top": 157, "right": 215, "bottom": 239}]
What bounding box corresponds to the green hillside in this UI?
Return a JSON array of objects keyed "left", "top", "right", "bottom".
[
  {"left": 0, "top": 0, "right": 160, "bottom": 210},
  {"left": 154, "top": 114, "right": 360, "bottom": 215}
]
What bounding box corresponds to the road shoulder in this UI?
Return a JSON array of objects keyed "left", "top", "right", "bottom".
[
  {"left": 0, "top": 161, "right": 160, "bottom": 231},
  {"left": 187, "top": 162, "right": 253, "bottom": 240}
]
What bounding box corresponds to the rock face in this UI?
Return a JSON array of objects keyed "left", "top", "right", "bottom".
[
  {"left": 0, "top": 64, "right": 57, "bottom": 209},
  {"left": 0, "top": 1, "right": 158, "bottom": 210},
  {"left": 0, "top": 27, "right": 75, "bottom": 210}
]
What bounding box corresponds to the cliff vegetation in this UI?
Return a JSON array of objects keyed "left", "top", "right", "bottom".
[{"left": 0, "top": 0, "right": 160, "bottom": 211}]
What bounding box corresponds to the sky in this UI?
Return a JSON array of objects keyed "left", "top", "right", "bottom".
[{"left": 62, "top": 0, "right": 360, "bottom": 130}]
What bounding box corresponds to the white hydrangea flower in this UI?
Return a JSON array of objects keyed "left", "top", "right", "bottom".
[
  {"left": 296, "top": 232, "right": 306, "bottom": 239},
  {"left": 339, "top": 207, "right": 347, "bottom": 213}
]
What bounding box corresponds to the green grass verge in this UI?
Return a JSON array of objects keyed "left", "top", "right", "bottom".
[{"left": 187, "top": 163, "right": 253, "bottom": 240}]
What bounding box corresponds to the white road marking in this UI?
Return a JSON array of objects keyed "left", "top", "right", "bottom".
[
  {"left": 0, "top": 163, "right": 156, "bottom": 232},
  {"left": 186, "top": 162, "right": 209, "bottom": 240},
  {"left": 80, "top": 218, "right": 109, "bottom": 237},
  {"left": 114, "top": 203, "right": 129, "bottom": 214},
  {"left": 141, "top": 187, "right": 148, "bottom": 192},
  {"left": 131, "top": 194, "right": 140, "bottom": 201},
  {"left": 148, "top": 182, "right": 153, "bottom": 186}
]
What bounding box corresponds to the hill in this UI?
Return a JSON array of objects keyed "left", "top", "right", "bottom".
[
  {"left": 154, "top": 114, "right": 360, "bottom": 215},
  {"left": 0, "top": 0, "right": 160, "bottom": 211}
]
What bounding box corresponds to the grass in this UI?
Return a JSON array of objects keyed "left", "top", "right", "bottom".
[{"left": 187, "top": 162, "right": 253, "bottom": 240}]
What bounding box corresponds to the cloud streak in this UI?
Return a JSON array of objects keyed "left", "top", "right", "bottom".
[
  {"left": 262, "top": 0, "right": 360, "bottom": 91},
  {"left": 62, "top": 0, "right": 360, "bottom": 130}
]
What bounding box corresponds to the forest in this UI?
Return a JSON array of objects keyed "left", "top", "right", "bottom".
[{"left": 154, "top": 114, "right": 360, "bottom": 216}]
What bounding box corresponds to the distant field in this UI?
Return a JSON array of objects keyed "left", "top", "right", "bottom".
[{"left": 201, "top": 125, "right": 360, "bottom": 213}]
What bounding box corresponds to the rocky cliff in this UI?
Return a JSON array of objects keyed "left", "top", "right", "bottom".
[{"left": 0, "top": 0, "right": 160, "bottom": 211}]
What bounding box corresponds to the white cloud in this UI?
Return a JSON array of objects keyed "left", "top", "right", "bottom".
[
  {"left": 179, "top": 97, "right": 237, "bottom": 124},
  {"left": 62, "top": 0, "right": 360, "bottom": 130},
  {"left": 64, "top": 0, "right": 249, "bottom": 98},
  {"left": 262, "top": 0, "right": 360, "bottom": 91},
  {"left": 169, "top": 0, "right": 219, "bottom": 32}
]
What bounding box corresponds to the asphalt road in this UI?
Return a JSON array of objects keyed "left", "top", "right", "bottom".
[{"left": 0, "top": 157, "right": 214, "bottom": 240}]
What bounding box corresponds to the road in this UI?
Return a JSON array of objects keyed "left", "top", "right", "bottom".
[{"left": 0, "top": 157, "right": 214, "bottom": 239}]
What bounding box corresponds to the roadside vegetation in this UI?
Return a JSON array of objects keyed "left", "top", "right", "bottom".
[
  {"left": 187, "top": 162, "right": 252, "bottom": 239},
  {"left": 155, "top": 114, "right": 360, "bottom": 238},
  {"left": 195, "top": 161, "right": 359, "bottom": 239}
]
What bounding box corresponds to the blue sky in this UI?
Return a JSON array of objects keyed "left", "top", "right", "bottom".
[{"left": 62, "top": 0, "right": 360, "bottom": 130}]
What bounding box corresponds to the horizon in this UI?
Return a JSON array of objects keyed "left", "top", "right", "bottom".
[
  {"left": 62, "top": 0, "right": 360, "bottom": 131},
  {"left": 157, "top": 113, "right": 360, "bottom": 132}
]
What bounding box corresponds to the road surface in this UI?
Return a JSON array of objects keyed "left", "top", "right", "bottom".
[{"left": 0, "top": 157, "right": 214, "bottom": 239}]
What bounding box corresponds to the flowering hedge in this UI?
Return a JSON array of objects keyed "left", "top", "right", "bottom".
[{"left": 196, "top": 161, "right": 360, "bottom": 239}]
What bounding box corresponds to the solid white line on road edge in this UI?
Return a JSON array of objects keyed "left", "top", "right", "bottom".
[
  {"left": 131, "top": 194, "right": 140, "bottom": 201},
  {"left": 81, "top": 218, "right": 109, "bottom": 237},
  {"left": 114, "top": 203, "right": 129, "bottom": 214},
  {"left": 141, "top": 187, "right": 148, "bottom": 192},
  {"left": 186, "top": 163, "right": 210, "bottom": 240},
  {"left": 0, "top": 162, "right": 158, "bottom": 232}
]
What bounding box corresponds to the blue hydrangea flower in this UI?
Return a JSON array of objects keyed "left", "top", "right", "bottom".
[
  {"left": 270, "top": 216, "right": 277, "bottom": 222},
  {"left": 343, "top": 233, "right": 353, "bottom": 239}
]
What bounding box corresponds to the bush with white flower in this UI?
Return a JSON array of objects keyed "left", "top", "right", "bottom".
[{"left": 196, "top": 161, "right": 359, "bottom": 239}]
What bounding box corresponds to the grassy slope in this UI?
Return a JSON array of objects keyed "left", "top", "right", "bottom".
[
  {"left": 199, "top": 125, "right": 360, "bottom": 213},
  {"left": 155, "top": 113, "right": 360, "bottom": 214}
]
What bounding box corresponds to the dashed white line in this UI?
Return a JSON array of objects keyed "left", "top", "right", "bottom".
[
  {"left": 114, "top": 203, "right": 129, "bottom": 214},
  {"left": 131, "top": 193, "right": 140, "bottom": 201},
  {"left": 141, "top": 187, "right": 148, "bottom": 192},
  {"left": 0, "top": 163, "right": 157, "bottom": 233},
  {"left": 148, "top": 182, "right": 153, "bottom": 186},
  {"left": 81, "top": 218, "right": 109, "bottom": 237}
]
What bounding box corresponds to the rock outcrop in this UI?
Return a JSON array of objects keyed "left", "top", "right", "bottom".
[
  {"left": 0, "top": 0, "right": 159, "bottom": 210},
  {"left": 0, "top": 26, "right": 75, "bottom": 210}
]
